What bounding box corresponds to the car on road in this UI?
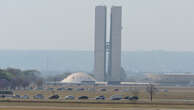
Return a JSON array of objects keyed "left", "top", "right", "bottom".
[
  {"left": 110, "top": 95, "right": 122, "bottom": 100},
  {"left": 67, "top": 88, "right": 73, "bottom": 91},
  {"left": 78, "top": 96, "right": 88, "bottom": 100},
  {"left": 96, "top": 95, "right": 105, "bottom": 100},
  {"left": 128, "top": 96, "right": 139, "bottom": 101},
  {"left": 64, "top": 95, "right": 74, "bottom": 100},
  {"left": 114, "top": 88, "right": 119, "bottom": 91},
  {"left": 33, "top": 94, "right": 44, "bottom": 99},
  {"left": 49, "top": 95, "right": 60, "bottom": 99}
]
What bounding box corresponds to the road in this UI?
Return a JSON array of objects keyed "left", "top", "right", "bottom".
[{"left": 0, "top": 106, "right": 193, "bottom": 110}]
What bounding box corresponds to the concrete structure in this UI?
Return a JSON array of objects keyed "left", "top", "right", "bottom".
[
  {"left": 94, "top": 6, "right": 122, "bottom": 82},
  {"left": 61, "top": 72, "right": 96, "bottom": 84},
  {"left": 94, "top": 6, "right": 107, "bottom": 81},
  {"left": 108, "top": 6, "right": 122, "bottom": 81}
]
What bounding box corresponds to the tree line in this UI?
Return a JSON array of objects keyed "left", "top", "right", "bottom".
[{"left": 0, "top": 68, "right": 43, "bottom": 89}]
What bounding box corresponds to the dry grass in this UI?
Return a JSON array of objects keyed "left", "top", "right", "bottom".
[{"left": 0, "top": 102, "right": 194, "bottom": 110}]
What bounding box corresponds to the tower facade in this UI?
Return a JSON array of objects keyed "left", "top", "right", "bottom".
[
  {"left": 108, "top": 6, "right": 122, "bottom": 81},
  {"left": 94, "top": 6, "right": 122, "bottom": 82},
  {"left": 94, "top": 6, "right": 107, "bottom": 81}
]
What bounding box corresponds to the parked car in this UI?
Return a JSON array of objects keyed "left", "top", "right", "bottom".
[
  {"left": 96, "top": 95, "right": 105, "bottom": 100},
  {"left": 64, "top": 95, "right": 74, "bottom": 100},
  {"left": 110, "top": 95, "right": 122, "bottom": 100},
  {"left": 78, "top": 96, "right": 88, "bottom": 100},
  {"left": 33, "top": 94, "right": 44, "bottom": 99},
  {"left": 67, "top": 88, "right": 73, "bottom": 91},
  {"left": 49, "top": 95, "right": 60, "bottom": 99},
  {"left": 128, "top": 96, "right": 139, "bottom": 101}
]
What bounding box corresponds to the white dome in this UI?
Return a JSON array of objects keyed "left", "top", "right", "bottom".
[{"left": 61, "top": 72, "right": 96, "bottom": 83}]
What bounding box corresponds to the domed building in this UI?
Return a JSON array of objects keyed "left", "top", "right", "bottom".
[{"left": 61, "top": 72, "right": 96, "bottom": 84}]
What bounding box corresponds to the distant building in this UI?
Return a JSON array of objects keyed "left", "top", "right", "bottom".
[
  {"left": 61, "top": 72, "right": 96, "bottom": 84},
  {"left": 147, "top": 73, "right": 194, "bottom": 86},
  {"left": 94, "top": 6, "right": 122, "bottom": 82},
  {"left": 94, "top": 6, "right": 107, "bottom": 81}
]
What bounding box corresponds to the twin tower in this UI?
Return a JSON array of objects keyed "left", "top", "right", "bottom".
[{"left": 94, "top": 6, "right": 122, "bottom": 82}]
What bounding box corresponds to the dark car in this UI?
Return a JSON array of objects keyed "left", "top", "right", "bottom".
[
  {"left": 96, "top": 96, "right": 105, "bottom": 100},
  {"left": 49, "top": 95, "right": 60, "bottom": 99},
  {"left": 78, "top": 96, "right": 88, "bottom": 100},
  {"left": 67, "top": 88, "right": 73, "bottom": 91},
  {"left": 114, "top": 89, "right": 119, "bottom": 91},
  {"left": 128, "top": 96, "right": 139, "bottom": 101}
]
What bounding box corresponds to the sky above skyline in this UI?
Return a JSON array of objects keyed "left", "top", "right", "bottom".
[{"left": 0, "top": 0, "right": 194, "bottom": 51}]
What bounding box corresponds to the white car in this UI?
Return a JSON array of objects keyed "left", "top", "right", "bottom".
[{"left": 110, "top": 95, "right": 122, "bottom": 100}]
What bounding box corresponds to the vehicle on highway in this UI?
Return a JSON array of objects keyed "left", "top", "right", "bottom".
[
  {"left": 64, "top": 95, "right": 74, "bottom": 100},
  {"left": 110, "top": 95, "right": 122, "bottom": 100},
  {"left": 114, "top": 88, "right": 119, "bottom": 91},
  {"left": 96, "top": 95, "right": 105, "bottom": 100},
  {"left": 67, "top": 88, "right": 73, "bottom": 91},
  {"left": 33, "top": 94, "right": 44, "bottom": 99},
  {"left": 49, "top": 95, "right": 60, "bottom": 99},
  {"left": 78, "top": 96, "right": 88, "bottom": 100},
  {"left": 128, "top": 96, "right": 139, "bottom": 101}
]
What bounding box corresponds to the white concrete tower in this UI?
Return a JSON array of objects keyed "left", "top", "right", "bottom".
[
  {"left": 109, "top": 6, "right": 122, "bottom": 82},
  {"left": 94, "top": 6, "right": 107, "bottom": 81}
]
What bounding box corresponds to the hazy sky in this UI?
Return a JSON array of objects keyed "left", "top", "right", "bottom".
[{"left": 0, "top": 0, "right": 194, "bottom": 51}]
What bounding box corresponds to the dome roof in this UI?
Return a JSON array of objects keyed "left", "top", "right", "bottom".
[{"left": 61, "top": 72, "right": 96, "bottom": 83}]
